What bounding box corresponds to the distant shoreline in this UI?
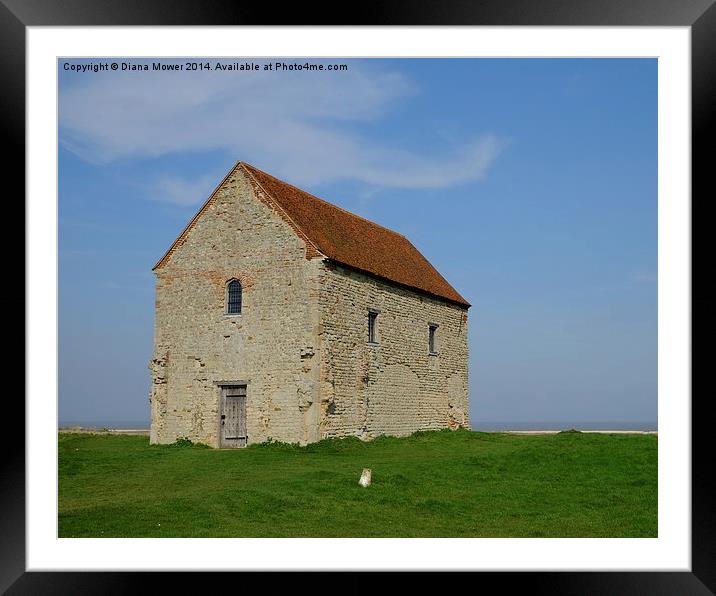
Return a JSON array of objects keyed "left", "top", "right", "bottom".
[
  {"left": 58, "top": 426, "right": 657, "bottom": 436},
  {"left": 59, "top": 427, "right": 150, "bottom": 435},
  {"left": 497, "top": 429, "right": 657, "bottom": 435}
]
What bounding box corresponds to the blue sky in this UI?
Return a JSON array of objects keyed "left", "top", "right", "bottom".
[{"left": 58, "top": 58, "right": 657, "bottom": 428}]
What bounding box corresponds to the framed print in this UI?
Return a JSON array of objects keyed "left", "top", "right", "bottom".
[{"left": 6, "top": 0, "right": 713, "bottom": 592}]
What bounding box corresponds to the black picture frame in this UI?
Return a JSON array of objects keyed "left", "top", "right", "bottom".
[{"left": 5, "top": 0, "right": 712, "bottom": 592}]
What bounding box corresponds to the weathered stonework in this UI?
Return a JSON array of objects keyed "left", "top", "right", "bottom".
[
  {"left": 150, "top": 164, "right": 470, "bottom": 447},
  {"left": 317, "top": 264, "right": 469, "bottom": 440}
]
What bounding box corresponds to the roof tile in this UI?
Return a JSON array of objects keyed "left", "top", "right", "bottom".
[{"left": 241, "top": 163, "right": 470, "bottom": 308}]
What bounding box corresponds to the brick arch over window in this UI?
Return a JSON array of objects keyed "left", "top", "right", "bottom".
[{"left": 225, "top": 279, "right": 242, "bottom": 315}]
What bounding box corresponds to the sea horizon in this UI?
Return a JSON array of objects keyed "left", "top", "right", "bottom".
[{"left": 59, "top": 419, "right": 658, "bottom": 432}]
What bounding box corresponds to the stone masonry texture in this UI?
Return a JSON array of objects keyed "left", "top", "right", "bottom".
[{"left": 150, "top": 164, "right": 470, "bottom": 447}]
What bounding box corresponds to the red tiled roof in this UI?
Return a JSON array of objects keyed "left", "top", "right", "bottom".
[
  {"left": 154, "top": 161, "right": 470, "bottom": 308},
  {"left": 242, "top": 163, "right": 470, "bottom": 307}
]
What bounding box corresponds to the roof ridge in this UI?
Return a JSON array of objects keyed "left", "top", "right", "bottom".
[
  {"left": 239, "top": 161, "right": 407, "bottom": 239},
  {"left": 238, "top": 162, "right": 326, "bottom": 259},
  {"left": 240, "top": 160, "right": 469, "bottom": 307},
  {"left": 154, "top": 159, "right": 470, "bottom": 307}
]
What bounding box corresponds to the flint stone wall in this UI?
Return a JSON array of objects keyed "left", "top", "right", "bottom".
[{"left": 317, "top": 263, "right": 469, "bottom": 440}]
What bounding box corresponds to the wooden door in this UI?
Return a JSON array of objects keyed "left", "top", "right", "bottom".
[{"left": 221, "top": 385, "right": 247, "bottom": 447}]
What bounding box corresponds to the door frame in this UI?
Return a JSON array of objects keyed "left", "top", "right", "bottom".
[{"left": 215, "top": 380, "right": 250, "bottom": 448}]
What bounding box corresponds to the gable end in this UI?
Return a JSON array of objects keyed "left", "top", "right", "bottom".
[{"left": 152, "top": 161, "right": 325, "bottom": 271}]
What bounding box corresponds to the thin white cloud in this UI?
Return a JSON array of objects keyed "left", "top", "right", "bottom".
[
  {"left": 60, "top": 60, "right": 506, "bottom": 199},
  {"left": 151, "top": 173, "right": 223, "bottom": 206}
]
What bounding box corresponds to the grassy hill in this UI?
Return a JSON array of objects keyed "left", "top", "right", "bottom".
[{"left": 58, "top": 429, "right": 657, "bottom": 537}]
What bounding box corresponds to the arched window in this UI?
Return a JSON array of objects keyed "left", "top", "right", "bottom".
[{"left": 226, "top": 279, "right": 242, "bottom": 315}]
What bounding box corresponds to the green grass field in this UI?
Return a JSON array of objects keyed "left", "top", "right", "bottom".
[{"left": 58, "top": 429, "right": 657, "bottom": 538}]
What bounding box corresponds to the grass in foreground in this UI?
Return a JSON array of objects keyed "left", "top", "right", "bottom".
[{"left": 58, "top": 429, "right": 656, "bottom": 537}]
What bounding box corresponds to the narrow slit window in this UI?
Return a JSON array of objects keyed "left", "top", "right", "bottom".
[
  {"left": 226, "top": 280, "right": 242, "bottom": 315},
  {"left": 368, "top": 310, "right": 378, "bottom": 343},
  {"left": 429, "top": 324, "right": 438, "bottom": 354}
]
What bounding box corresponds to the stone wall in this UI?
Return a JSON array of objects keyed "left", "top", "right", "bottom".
[
  {"left": 318, "top": 263, "right": 470, "bottom": 440},
  {"left": 150, "top": 168, "right": 323, "bottom": 446}
]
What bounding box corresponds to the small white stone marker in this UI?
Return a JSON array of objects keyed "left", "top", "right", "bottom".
[{"left": 359, "top": 468, "right": 372, "bottom": 487}]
